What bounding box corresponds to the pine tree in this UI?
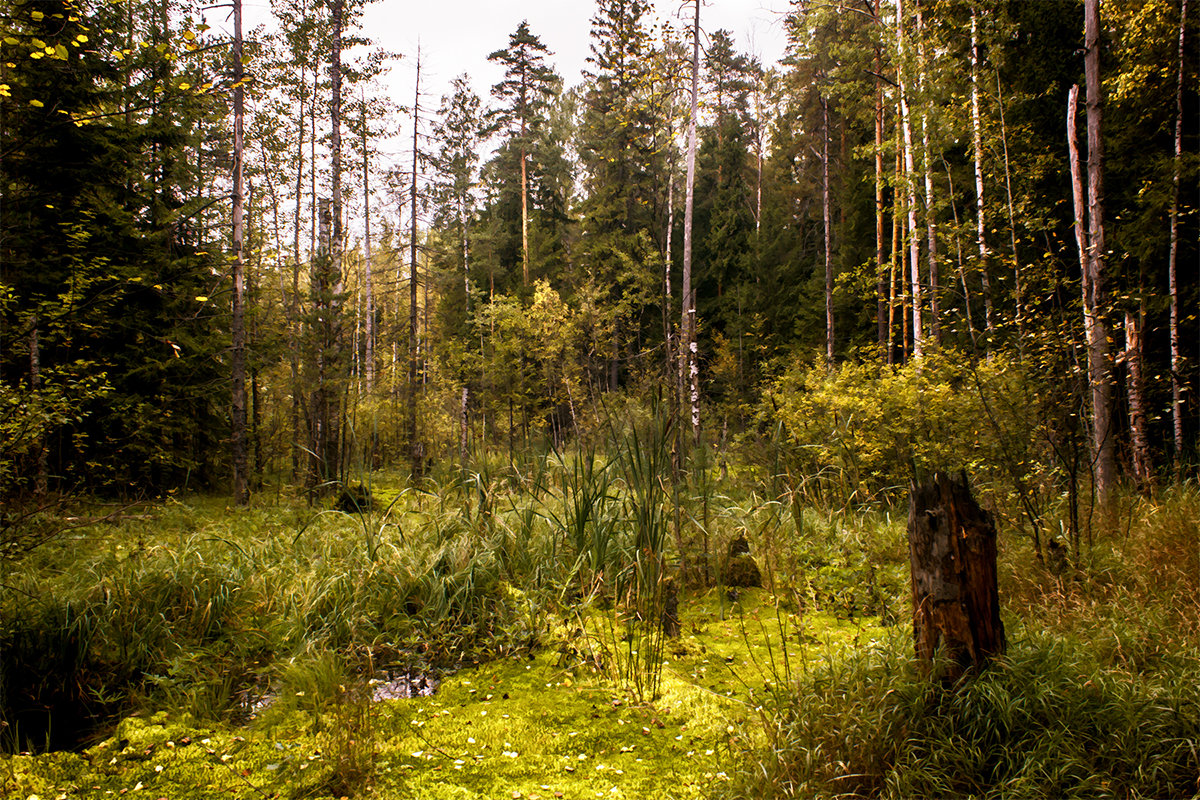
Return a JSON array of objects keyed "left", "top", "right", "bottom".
[{"left": 488, "top": 22, "right": 559, "bottom": 289}]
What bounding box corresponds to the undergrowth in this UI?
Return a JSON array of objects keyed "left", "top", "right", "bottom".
[{"left": 725, "top": 485, "right": 1200, "bottom": 800}]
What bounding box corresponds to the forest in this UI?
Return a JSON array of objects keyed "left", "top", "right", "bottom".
[{"left": 2, "top": 0, "right": 1198, "bottom": 797}]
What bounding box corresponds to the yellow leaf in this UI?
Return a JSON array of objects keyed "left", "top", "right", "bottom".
[
  {"left": 29, "top": 51, "right": 43, "bottom": 59},
  {"left": 32, "top": 39, "right": 46, "bottom": 49},
  {"left": 54, "top": 44, "right": 68, "bottom": 59},
  {"left": 75, "top": 34, "right": 88, "bottom": 43},
  {"left": 31, "top": 10, "right": 44, "bottom": 20},
  {"left": 195, "top": 296, "right": 208, "bottom": 302},
  {"left": 3, "top": 37, "right": 18, "bottom": 45},
  {"left": 182, "top": 30, "right": 196, "bottom": 41},
  {"left": 29, "top": 99, "right": 43, "bottom": 107},
  {"left": 0, "top": 84, "right": 9, "bottom": 97},
  {"left": 177, "top": 82, "right": 190, "bottom": 90}
]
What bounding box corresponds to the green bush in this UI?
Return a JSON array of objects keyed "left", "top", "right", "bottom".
[{"left": 757, "top": 351, "right": 1060, "bottom": 509}]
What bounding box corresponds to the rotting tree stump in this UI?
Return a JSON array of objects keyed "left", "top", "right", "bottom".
[{"left": 908, "top": 472, "right": 1005, "bottom": 681}]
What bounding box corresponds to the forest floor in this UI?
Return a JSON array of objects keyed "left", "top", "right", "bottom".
[
  {"left": 3, "top": 473, "right": 1198, "bottom": 800},
  {"left": 3, "top": 581, "right": 883, "bottom": 799}
]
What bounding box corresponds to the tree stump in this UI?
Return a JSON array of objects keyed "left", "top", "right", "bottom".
[{"left": 908, "top": 473, "right": 1005, "bottom": 681}]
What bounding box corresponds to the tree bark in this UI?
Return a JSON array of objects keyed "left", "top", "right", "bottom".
[
  {"left": 908, "top": 473, "right": 1005, "bottom": 681},
  {"left": 915, "top": 0, "right": 939, "bottom": 345},
  {"left": 875, "top": 9, "right": 888, "bottom": 359},
  {"left": 1170, "top": 0, "right": 1188, "bottom": 470},
  {"left": 682, "top": 0, "right": 700, "bottom": 445},
  {"left": 971, "top": 9, "right": 995, "bottom": 341},
  {"left": 1126, "top": 308, "right": 1151, "bottom": 489},
  {"left": 895, "top": 0, "right": 923, "bottom": 360},
  {"left": 1084, "top": 0, "right": 1116, "bottom": 503},
  {"left": 290, "top": 42, "right": 306, "bottom": 482},
  {"left": 823, "top": 96, "right": 834, "bottom": 366},
  {"left": 361, "top": 91, "right": 375, "bottom": 396},
  {"left": 29, "top": 316, "right": 47, "bottom": 496},
  {"left": 409, "top": 56, "right": 423, "bottom": 479},
  {"left": 231, "top": 0, "right": 249, "bottom": 506}
]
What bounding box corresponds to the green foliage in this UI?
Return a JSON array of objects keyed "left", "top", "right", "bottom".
[{"left": 759, "top": 350, "right": 1055, "bottom": 506}]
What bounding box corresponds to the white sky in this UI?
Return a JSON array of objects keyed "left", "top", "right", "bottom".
[
  {"left": 224, "top": 0, "right": 793, "bottom": 235},
  {"left": 240, "top": 0, "right": 793, "bottom": 108}
]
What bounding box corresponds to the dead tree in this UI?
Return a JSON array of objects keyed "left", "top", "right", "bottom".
[{"left": 908, "top": 473, "right": 1005, "bottom": 681}]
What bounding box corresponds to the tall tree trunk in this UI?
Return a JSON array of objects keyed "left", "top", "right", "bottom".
[
  {"left": 30, "top": 316, "right": 47, "bottom": 496},
  {"left": 1084, "top": 0, "right": 1116, "bottom": 503},
  {"left": 875, "top": 11, "right": 888, "bottom": 359},
  {"left": 361, "top": 91, "right": 375, "bottom": 396},
  {"left": 230, "top": 0, "right": 249, "bottom": 505},
  {"left": 916, "top": 0, "right": 939, "bottom": 345},
  {"left": 896, "top": 0, "right": 923, "bottom": 360},
  {"left": 822, "top": 95, "right": 834, "bottom": 366},
  {"left": 682, "top": 0, "right": 700, "bottom": 444},
  {"left": 971, "top": 9, "right": 995, "bottom": 340},
  {"left": 1170, "top": 0, "right": 1188, "bottom": 470},
  {"left": 409, "top": 56, "right": 423, "bottom": 479},
  {"left": 290, "top": 51, "right": 307, "bottom": 482},
  {"left": 310, "top": 199, "right": 334, "bottom": 491},
  {"left": 460, "top": 187, "right": 472, "bottom": 465},
  {"left": 665, "top": 167, "right": 674, "bottom": 378},
  {"left": 521, "top": 141, "right": 530, "bottom": 286}
]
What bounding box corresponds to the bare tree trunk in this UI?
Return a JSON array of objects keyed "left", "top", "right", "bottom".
[
  {"left": 971, "top": 9, "right": 995, "bottom": 340},
  {"left": 520, "top": 141, "right": 530, "bottom": 286},
  {"left": 665, "top": 167, "right": 674, "bottom": 377},
  {"left": 916, "top": 0, "right": 939, "bottom": 346},
  {"left": 889, "top": 147, "right": 902, "bottom": 364},
  {"left": 682, "top": 0, "right": 700, "bottom": 444},
  {"left": 29, "top": 317, "right": 47, "bottom": 496},
  {"left": 290, "top": 53, "right": 307, "bottom": 482},
  {"left": 1170, "top": 0, "right": 1188, "bottom": 470},
  {"left": 1084, "top": 0, "right": 1116, "bottom": 503},
  {"left": 1126, "top": 307, "right": 1152, "bottom": 489},
  {"left": 875, "top": 12, "right": 888, "bottom": 359},
  {"left": 231, "top": 0, "right": 249, "bottom": 505},
  {"left": 823, "top": 96, "right": 834, "bottom": 366},
  {"left": 310, "top": 199, "right": 334, "bottom": 491},
  {"left": 896, "top": 0, "right": 923, "bottom": 360},
  {"left": 461, "top": 186, "right": 472, "bottom": 465},
  {"left": 361, "top": 91, "right": 375, "bottom": 396},
  {"left": 409, "top": 56, "right": 423, "bottom": 479}
]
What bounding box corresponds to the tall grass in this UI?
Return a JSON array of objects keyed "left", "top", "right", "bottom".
[
  {"left": 726, "top": 486, "right": 1200, "bottom": 799},
  {"left": 0, "top": 491, "right": 531, "bottom": 751},
  {"left": 726, "top": 625, "right": 1200, "bottom": 800}
]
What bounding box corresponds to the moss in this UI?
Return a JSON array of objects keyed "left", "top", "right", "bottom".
[{"left": 2, "top": 585, "right": 887, "bottom": 799}]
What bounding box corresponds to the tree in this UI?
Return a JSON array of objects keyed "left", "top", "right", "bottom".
[
  {"left": 488, "top": 21, "right": 559, "bottom": 288},
  {"left": 578, "top": 0, "right": 666, "bottom": 391},
  {"left": 680, "top": 0, "right": 699, "bottom": 444},
  {"left": 1, "top": 0, "right": 227, "bottom": 496},
  {"left": 432, "top": 75, "right": 486, "bottom": 461},
  {"left": 1083, "top": 0, "right": 1115, "bottom": 503},
  {"left": 231, "top": 0, "right": 249, "bottom": 505}
]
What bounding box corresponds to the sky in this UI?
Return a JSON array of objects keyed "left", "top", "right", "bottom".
[{"left": 239, "top": 0, "right": 793, "bottom": 109}]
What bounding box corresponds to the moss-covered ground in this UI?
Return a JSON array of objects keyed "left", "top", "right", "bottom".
[{"left": 2, "top": 588, "right": 886, "bottom": 800}]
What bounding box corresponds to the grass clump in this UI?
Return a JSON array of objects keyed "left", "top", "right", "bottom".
[
  {"left": 726, "top": 626, "right": 1200, "bottom": 800},
  {"left": 726, "top": 487, "right": 1200, "bottom": 800}
]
